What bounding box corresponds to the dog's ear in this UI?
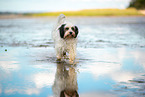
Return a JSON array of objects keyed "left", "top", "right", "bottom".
[
  {"left": 75, "top": 90, "right": 79, "bottom": 97},
  {"left": 74, "top": 26, "right": 79, "bottom": 38},
  {"left": 60, "top": 90, "right": 65, "bottom": 97},
  {"left": 59, "top": 24, "right": 66, "bottom": 38}
]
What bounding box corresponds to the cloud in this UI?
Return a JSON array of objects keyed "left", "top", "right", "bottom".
[
  {"left": 79, "top": 91, "right": 117, "bottom": 97},
  {"left": 111, "top": 72, "right": 136, "bottom": 82},
  {"left": 81, "top": 62, "right": 120, "bottom": 78},
  {"left": 32, "top": 72, "right": 55, "bottom": 88},
  {"left": 0, "top": 0, "right": 131, "bottom": 12},
  {"left": 130, "top": 50, "right": 145, "bottom": 69},
  {"left": 0, "top": 88, "right": 1, "bottom": 94},
  {"left": 4, "top": 88, "right": 40, "bottom": 95},
  {"left": 70, "top": 0, "right": 131, "bottom": 2},
  {"left": 0, "top": 61, "right": 20, "bottom": 73}
]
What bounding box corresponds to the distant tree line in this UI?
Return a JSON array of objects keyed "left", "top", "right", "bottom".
[{"left": 128, "top": 0, "right": 145, "bottom": 9}]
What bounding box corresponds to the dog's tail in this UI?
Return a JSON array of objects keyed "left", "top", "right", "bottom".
[
  {"left": 52, "top": 14, "right": 66, "bottom": 39},
  {"left": 56, "top": 14, "right": 66, "bottom": 26}
]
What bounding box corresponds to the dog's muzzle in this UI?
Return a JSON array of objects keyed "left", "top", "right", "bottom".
[{"left": 69, "top": 32, "right": 72, "bottom": 34}]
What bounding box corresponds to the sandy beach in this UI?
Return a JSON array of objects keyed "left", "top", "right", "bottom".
[{"left": 0, "top": 16, "right": 145, "bottom": 97}]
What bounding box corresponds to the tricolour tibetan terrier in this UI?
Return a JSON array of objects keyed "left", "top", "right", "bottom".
[{"left": 52, "top": 14, "right": 79, "bottom": 63}]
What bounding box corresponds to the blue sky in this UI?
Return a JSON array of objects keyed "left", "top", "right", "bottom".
[{"left": 0, "top": 0, "right": 131, "bottom": 12}]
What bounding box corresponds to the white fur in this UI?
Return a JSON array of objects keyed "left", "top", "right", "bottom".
[
  {"left": 52, "top": 14, "right": 78, "bottom": 63},
  {"left": 52, "top": 63, "right": 78, "bottom": 97}
]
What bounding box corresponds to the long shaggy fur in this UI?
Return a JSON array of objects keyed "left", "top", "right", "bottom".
[
  {"left": 52, "top": 62, "right": 79, "bottom": 97},
  {"left": 52, "top": 14, "right": 78, "bottom": 63}
]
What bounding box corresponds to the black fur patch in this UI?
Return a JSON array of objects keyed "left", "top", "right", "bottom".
[
  {"left": 60, "top": 90, "right": 65, "bottom": 97},
  {"left": 60, "top": 90, "right": 79, "bottom": 97},
  {"left": 74, "top": 26, "right": 79, "bottom": 38},
  {"left": 59, "top": 24, "right": 66, "bottom": 38}
]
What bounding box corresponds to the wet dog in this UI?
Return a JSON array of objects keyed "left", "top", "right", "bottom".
[
  {"left": 52, "top": 62, "right": 79, "bottom": 97},
  {"left": 52, "top": 14, "right": 79, "bottom": 64}
]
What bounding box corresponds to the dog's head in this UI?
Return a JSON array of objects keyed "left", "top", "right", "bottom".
[
  {"left": 60, "top": 90, "right": 79, "bottom": 97},
  {"left": 59, "top": 23, "right": 79, "bottom": 39}
]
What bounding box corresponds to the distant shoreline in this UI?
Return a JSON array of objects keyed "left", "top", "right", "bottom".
[
  {"left": 139, "top": 10, "right": 145, "bottom": 15},
  {"left": 0, "top": 8, "right": 145, "bottom": 19},
  {"left": 0, "top": 15, "right": 145, "bottom": 19}
]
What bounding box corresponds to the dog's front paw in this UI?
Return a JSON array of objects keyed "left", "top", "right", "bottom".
[
  {"left": 57, "top": 56, "right": 61, "bottom": 60},
  {"left": 68, "top": 52, "right": 76, "bottom": 64}
]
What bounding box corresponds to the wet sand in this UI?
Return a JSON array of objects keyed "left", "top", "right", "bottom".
[{"left": 0, "top": 17, "right": 145, "bottom": 97}]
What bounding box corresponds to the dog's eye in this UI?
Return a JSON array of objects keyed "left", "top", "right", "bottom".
[
  {"left": 65, "top": 27, "right": 69, "bottom": 30},
  {"left": 71, "top": 27, "right": 74, "bottom": 31}
]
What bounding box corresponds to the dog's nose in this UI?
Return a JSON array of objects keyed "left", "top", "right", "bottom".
[{"left": 69, "top": 32, "right": 72, "bottom": 34}]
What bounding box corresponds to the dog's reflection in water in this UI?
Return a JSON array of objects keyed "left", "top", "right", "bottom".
[{"left": 52, "top": 62, "right": 79, "bottom": 97}]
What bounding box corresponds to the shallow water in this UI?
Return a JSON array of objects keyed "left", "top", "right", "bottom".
[{"left": 0, "top": 17, "right": 145, "bottom": 97}]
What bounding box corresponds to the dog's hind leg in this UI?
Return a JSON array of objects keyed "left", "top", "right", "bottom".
[{"left": 56, "top": 55, "right": 61, "bottom": 60}]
